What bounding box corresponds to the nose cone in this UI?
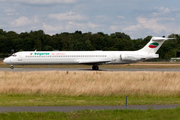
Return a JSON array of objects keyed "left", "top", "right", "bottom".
[{"left": 3, "top": 58, "right": 11, "bottom": 64}]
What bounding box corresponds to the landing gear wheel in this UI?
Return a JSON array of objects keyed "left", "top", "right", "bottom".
[
  {"left": 10, "top": 65, "right": 14, "bottom": 69},
  {"left": 92, "top": 65, "right": 99, "bottom": 70}
]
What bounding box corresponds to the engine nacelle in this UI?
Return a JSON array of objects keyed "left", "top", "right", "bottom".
[{"left": 121, "top": 54, "right": 143, "bottom": 61}]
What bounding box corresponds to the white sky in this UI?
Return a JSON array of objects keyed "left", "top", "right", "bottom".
[{"left": 0, "top": 0, "right": 180, "bottom": 39}]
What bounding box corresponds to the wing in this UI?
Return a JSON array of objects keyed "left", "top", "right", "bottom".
[{"left": 78, "top": 60, "right": 111, "bottom": 65}]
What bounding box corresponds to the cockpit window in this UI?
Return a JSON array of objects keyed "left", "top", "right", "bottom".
[{"left": 11, "top": 54, "right": 17, "bottom": 57}]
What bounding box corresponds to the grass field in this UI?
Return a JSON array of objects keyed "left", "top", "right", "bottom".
[
  {"left": 0, "top": 71, "right": 180, "bottom": 96},
  {"left": 1, "top": 71, "right": 180, "bottom": 96},
  {"left": 1, "top": 61, "right": 180, "bottom": 105},
  {"left": 0, "top": 62, "right": 180, "bottom": 119},
  {"left": 0, "top": 71, "right": 180, "bottom": 106},
  {"left": 0, "top": 108, "right": 180, "bottom": 120},
  {"left": 1, "top": 94, "right": 180, "bottom": 106}
]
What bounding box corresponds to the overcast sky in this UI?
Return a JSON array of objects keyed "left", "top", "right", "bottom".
[{"left": 0, "top": 0, "right": 180, "bottom": 39}]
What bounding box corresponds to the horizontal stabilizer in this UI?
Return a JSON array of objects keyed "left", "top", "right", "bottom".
[{"left": 152, "top": 37, "right": 174, "bottom": 41}]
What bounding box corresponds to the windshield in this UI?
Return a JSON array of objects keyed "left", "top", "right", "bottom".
[{"left": 11, "top": 54, "right": 17, "bottom": 57}]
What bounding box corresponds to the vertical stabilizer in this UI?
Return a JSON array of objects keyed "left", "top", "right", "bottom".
[{"left": 138, "top": 37, "right": 173, "bottom": 54}]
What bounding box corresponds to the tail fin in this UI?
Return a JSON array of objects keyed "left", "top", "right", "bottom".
[{"left": 138, "top": 37, "right": 173, "bottom": 54}]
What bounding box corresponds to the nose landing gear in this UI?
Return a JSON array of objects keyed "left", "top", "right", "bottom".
[
  {"left": 92, "top": 65, "right": 99, "bottom": 70},
  {"left": 10, "top": 65, "right": 14, "bottom": 69}
]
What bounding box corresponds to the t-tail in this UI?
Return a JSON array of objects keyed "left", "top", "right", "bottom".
[
  {"left": 138, "top": 37, "right": 173, "bottom": 54},
  {"left": 118, "top": 36, "right": 173, "bottom": 62}
]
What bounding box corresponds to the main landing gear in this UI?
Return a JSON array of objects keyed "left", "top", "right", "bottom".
[
  {"left": 92, "top": 65, "right": 99, "bottom": 70},
  {"left": 10, "top": 65, "right": 14, "bottom": 69}
]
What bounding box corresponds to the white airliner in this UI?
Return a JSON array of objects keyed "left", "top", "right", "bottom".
[{"left": 3, "top": 37, "right": 172, "bottom": 70}]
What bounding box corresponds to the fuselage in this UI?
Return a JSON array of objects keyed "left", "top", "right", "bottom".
[{"left": 3, "top": 51, "right": 158, "bottom": 65}]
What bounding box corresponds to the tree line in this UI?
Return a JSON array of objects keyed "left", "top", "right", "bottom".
[{"left": 0, "top": 29, "right": 180, "bottom": 59}]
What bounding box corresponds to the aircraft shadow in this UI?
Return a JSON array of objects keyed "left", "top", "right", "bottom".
[{"left": 79, "top": 69, "right": 108, "bottom": 71}]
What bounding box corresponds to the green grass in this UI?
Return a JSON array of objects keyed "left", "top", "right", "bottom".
[
  {"left": 0, "top": 108, "right": 180, "bottom": 120},
  {"left": 0, "top": 94, "right": 180, "bottom": 106}
]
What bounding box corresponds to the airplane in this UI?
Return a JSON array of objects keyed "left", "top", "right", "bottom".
[{"left": 3, "top": 37, "right": 173, "bottom": 70}]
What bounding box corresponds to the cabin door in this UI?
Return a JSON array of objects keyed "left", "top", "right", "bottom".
[{"left": 18, "top": 53, "right": 22, "bottom": 61}]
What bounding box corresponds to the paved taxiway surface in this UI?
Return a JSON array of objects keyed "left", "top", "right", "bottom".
[
  {"left": 1, "top": 68, "right": 180, "bottom": 72},
  {"left": 0, "top": 105, "right": 180, "bottom": 113}
]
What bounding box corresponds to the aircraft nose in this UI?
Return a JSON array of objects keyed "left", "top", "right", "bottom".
[{"left": 3, "top": 58, "right": 11, "bottom": 64}]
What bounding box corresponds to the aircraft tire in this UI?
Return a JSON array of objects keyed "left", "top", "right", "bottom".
[
  {"left": 92, "top": 65, "right": 99, "bottom": 70},
  {"left": 10, "top": 66, "right": 14, "bottom": 69}
]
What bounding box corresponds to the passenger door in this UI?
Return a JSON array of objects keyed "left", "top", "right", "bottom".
[{"left": 18, "top": 53, "right": 22, "bottom": 61}]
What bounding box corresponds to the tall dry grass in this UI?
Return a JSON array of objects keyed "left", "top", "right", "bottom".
[{"left": 0, "top": 71, "right": 180, "bottom": 96}]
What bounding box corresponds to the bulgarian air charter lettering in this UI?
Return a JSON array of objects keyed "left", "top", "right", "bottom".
[{"left": 30, "top": 53, "right": 66, "bottom": 56}]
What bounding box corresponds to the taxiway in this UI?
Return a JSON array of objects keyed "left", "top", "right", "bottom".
[
  {"left": 0, "top": 105, "right": 180, "bottom": 113},
  {"left": 1, "top": 68, "right": 180, "bottom": 72}
]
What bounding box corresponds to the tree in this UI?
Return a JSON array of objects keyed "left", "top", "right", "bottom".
[
  {"left": 34, "top": 39, "right": 42, "bottom": 51},
  {"left": 0, "top": 29, "right": 179, "bottom": 59}
]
